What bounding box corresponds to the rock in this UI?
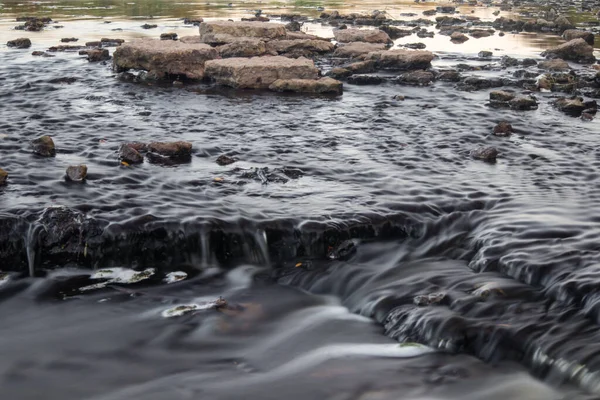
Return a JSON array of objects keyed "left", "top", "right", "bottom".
[
  {"left": 216, "top": 155, "right": 236, "bottom": 165},
  {"left": 199, "top": 21, "right": 286, "bottom": 44},
  {"left": 32, "top": 136, "right": 56, "bottom": 157},
  {"left": 380, "top": 26, "right": 413, "bottom": 39},
  {"left": 16, "top": 18, "right": 47, "bottom": 31},
  {"left": 554, "top": 16, "right": 575, "bottom": 33},
  {"left": 32, "top": 51, "right": 54, "bottom": 57},
  {"left": 183, "top": 18, "right": 204, "bottom": 26},
  {"left": 48, "top": 45, "right": 84, "bottom": 52},
  {"left": 0, "top": 169, "right": 7, "bottom": 186},
  {"left": 450, "top": 32, "right": 469, "bottom": 42},
  {"left": 478, "top": 50, "right": 493, "bottom": 58},
  {"left": 364, "top": 49, "right": 434, "bottom": 70},
  {"left": 60, "top": 37, "right": 78, "bottom": 43},
  {"left": 396, "top": 70, "right": 434, "bottom": 85},
  {"left": 113, "top": 38, "right": 218, "bottom": 80},
  {"left": 204, "top": 56, "right": 318, "bottom": 89},
  {"left": 241, "top": 16, "right": 270, "bottom": 22},
  {"left": 66, "top": 165, "right": 87, "bottom": 182},
  {"left": 101, "top": 38, "right": 125, "bottom": 46},
  {"left": 141, "top": 24, "right": 158, "bottom": 29},
  {"left": 489, "top": 90, "right": 515, "bottom": 102},
  {"left": 218, "top": 39, "right": 267, "bottom": 58},
  {"left": 403, "top": 42, "right": 426, "bottom": 50},
  {"left": 347, "top": 74, "right": 383, "bottom": 85},
  {"left": 119, "top": 144, "right": 144, "bottom": 164},
  {"left": 470, "top": 29, "right": 493, "bottom": 38},
  {"left": 538, "top": 59, "right": 569, "bottom": 71},
  {"left": 85, "top": 41, "right": 102, "bottom": 47},
  {"left": 562, "top": 29, "right": 594, "bottom": 46},
  {"left": 346, "top": 60, "right": 377, "bottom": 74},
  {"left": 266, "top": 39, "right": 334, "bottom": 57},
  {"left": 7, "top": 38, "right": 31, "bottom": 48},
  {"left": 436, "top": 70, "right": 461, "bottom": 81},
  {"left": 493, "top": 121, "right": 513, "bottom": 137},
  {"left": 509, "top": 96, "right": 538, "bottom": 110},
  {"left": 160, "top": 32, "right": 178, "bottom": 40},
  {"left": 87, "top": 48, "right": 110, "bottom": 62},
  {"left": 148, "top": 141, "right": 192, "bottom": 159},
  {"left": 333, "top": 28, "right": 392, "bottom": 44},
  {"left": 285, "top": 21, "right": 302, "bottom": 32},
  {"left": 269, "top": 77, "right": 343, "bottom": 94},
  {"left": 522, "top": 58, "right": 537, "bottom": 66},
  {"left": 333, "top": 42, "right": 387, "bottom": 58},
  {"left": 423, "top": 9, "right": 437, "bottom": 16},
  {"left": 541, "top": 38, "right": 595, "bottom": 64},
  {"left": 471, "top": 146, "right": 498, "bottom": 162},
  {"left": 501, "top": 56, "right": 519, "bottom": 67},
  {"left": 328, "top": 67, "right": 351, "bottom": 79},
  {"left": 393, "top": 94, "right": 405, "bottom": 101},
  {"left": 554, "top": 96, "right": 596, "bottom": 116}
]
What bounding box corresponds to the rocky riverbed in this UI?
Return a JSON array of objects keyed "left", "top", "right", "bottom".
[{"left": 1, "top": 0, "right": 600, "bottom": 399}]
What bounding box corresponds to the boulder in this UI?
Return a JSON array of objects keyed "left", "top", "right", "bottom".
[
  {"left": 119, "top": 144, "right": 143, "bottom": 164},
  {"left": 113, "top": 38, "right": 218, "bottom": 80},
  {"left": 450, "top": 32, "right": 469, "bottom": 42},
  {"left": 562, "top": 30, "right": 594, "bottom": 46},
  {"left": 269, "top": 77, "right": 343, "bottom": 94},
  {"left": 334, "top": 28, "right": 392, "bottom": 44},
  {"left": 32, "top": 135, "right": 56, "bottom": 157},
  {"left": 87, "top": 48, "right": 110, "bottom": 62},
  {"left": 471, "top": 146, "right": 498, "bottom": 162},
  {"left": 364, "top": 49, "right": 434, "bottom": 70},
  {"left": 204, "top": 56, "right": 319, "bottom": 89},
  {"left": 0, "top": 169, "right": 7, "bottom": 186},
  {"left": 509, "top": 96, "right": 538, "bottom": 110},
  {"left": 7, "top": 38, "right": 31, "bottom": 48},
  {"left": 493, "top": 121, "right": 513, "bottom": 137},
  {"left": 66, "top": 165, "right": 87, "bottom": 182},
  {"left": 217, "top": 39, "right": 267, "bottom": 58},
  {"left": 199, "top": 21, "right": 286, "bottom": 44},
  {"left": 148, "top": 141, "right": 192, "bottom": 158},
  {"left": 333, "top": 42, "right": 387, "bottom": 58},
  {"left": 396, "top": 70, "right": 434, "bottom": 85},
  {"left": 541, "top": 38, "right": 595, "bottom": 64},
  {"left": 538, "top": 59, "right": 570, "bottom": 71},
  {"left": 554, "top": 16, "right": 575, "bottom": 33},
  {"left": 554, "top": 96, "right": 597, "bottom": 117},
  {"left": 266, "top": 39, "right": 334, "bottom": 56}
]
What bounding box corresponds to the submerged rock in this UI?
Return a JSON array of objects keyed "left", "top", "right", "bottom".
[
  {"left": 364, "top": 49, "right": 434, "bottom": 70},
  {"left": 204, "top": 56, "right": 319, "bottom": 89},
  {"left": 32, "top": 135, "right": 56, "bottom": 157},
  {"left": 269, "top": 77, "right": 343, "bottom": 94},
  {"left": 7, "top": 38, "right": 31, "bottom": 49},
  {"left": 541, "top": 38, "right": 595, "bottom": 64},
  {"left": 333, "top": 28, "right": 392, "bottom": 44},
  {"left": 471, "top": 146, "right": 498, "bottom": 162},
  {"left": 0, "top": 169, "right": 7, "bottom": 186},
  {"left": 113, "top": 38, "right": 218, "bottom": 80},
  {"left": 66, "top": 164, "right": 88, "bottom": 182},
  {"left": 493, "top": 121, "right": 513, "bottom": 137}
]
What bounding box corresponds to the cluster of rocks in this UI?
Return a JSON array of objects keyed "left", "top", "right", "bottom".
[{"left": 14, "top": 16, "right": 52, "bottom": 31}]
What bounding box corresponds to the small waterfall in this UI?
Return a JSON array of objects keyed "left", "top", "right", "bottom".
[
  {"left": 252, "top": 229, "right": 270, "bottom": 266},
  {"left": 25, "top": 223, "right": 44, "bottom": 277}
]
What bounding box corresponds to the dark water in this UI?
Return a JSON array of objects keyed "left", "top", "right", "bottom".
[{"left": 2, "top": 0, "right": 600, "bottom": 399}]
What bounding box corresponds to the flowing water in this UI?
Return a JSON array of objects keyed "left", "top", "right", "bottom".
[{"left": 1, "top": 0, "right": 600, "bottom": 399}]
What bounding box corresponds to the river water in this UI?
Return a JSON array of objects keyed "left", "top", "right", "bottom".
[{"left": 1, "top": 0, "right": 600, "bottom": 399}]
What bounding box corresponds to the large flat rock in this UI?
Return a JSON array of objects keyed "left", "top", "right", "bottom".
[
  {"left": 333, "top": 42, "right": 387, "bottom": 58},
  {"left": 113, "top": 38, "right": 218, "bottom": 79},
  {"left": 204, "top": 56, "right": 319, "bottom": 89},
  {"left": 266, "top": 39, "right": 334, "bottom": 56},
  {"left": 199, "top": 21, "right": 287, "bottom": 44},
  {"left": 334, "top": 28, "right": 392, "bottom": 44},
  {"left": 364, "top": 49, "right": 434, "bottom": 70}
]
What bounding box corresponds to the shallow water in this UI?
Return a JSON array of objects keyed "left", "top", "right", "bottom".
[{"left": 1, "top": 0, "right": 600, "bottom": 399}]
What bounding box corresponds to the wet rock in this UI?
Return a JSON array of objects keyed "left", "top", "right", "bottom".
[
  {"left": 87, "top": 48, "right": 110, "bottom": 62},
  {"left": 346, "top": 60, "right": 376, "bottom": 74},
  {"left": 489, "top": 90, "right": 515, "bottom": 102},
  {"left": 285, "top": 21, "right": 302, "bottom": 32},
  {"left": 333, "top": 42, "right": 386, "bottom": 58},
  {"left": 66, "top": 165, "right": 87, "bottom": 182},
  {"left": 416, "top": 29, "right": 434, "bottom": 39},
  {"left": 347, "top": 74, "right": 384, "bottom": 85},
  {"left": 266, "top": 39, "right": 334, "bottom": 57},
  {"left": 470, "top": 146, "right": 498, "bottom": 162},
  {"left": 478, "top": 50, "right": 492, "bottom": 58},
  {"left": 101, "top": 38, "right": 125, "bottom": 46},
  {"left": 61, "top": 37, "right": 78, "bottom": 43},
  {"left": 450, "top": 32, "right": 469, "bottom": 43},
  {"left": 501, "top": 56, "right": 519, "bottom": 67},
  {"left": 328, "top": 67, "right": 351, "bottom": 79},
  {"left": 437, "top": 6, "right": 455, "bottom": 14},
  {"left": 364, "top": 49, "right": 434, "bottom": 70},
  {"left": 204, "top": 56, "right": 318, "bottom": 89},
  {"left": 199, "top": 21, "right": 286, "bottom": 44},
  {"left": 423, "top": 9, "right": 437, "bottom": 16},
  {"left": 48, "top": 45, "right": 86, "bottom": 52},
  {"left": 403, "top": 43, "right": 426, "bottom": 50},
  {"left": 538, "top": 59, "right": 569, "bottom": 71},
  {"left": 509, "top": 96, "right": 538, "bottom": 110},
  {"left": 148, "top": 141, "right": 192, "bottom": 158},
  {"left": 541, "top": 38, "right": 595, "bottom": 64},
  {"left": 327, "top": 239, "right": 357, "bottom": 260},
  {"left": 554, "top": 96, "right": 597, "bottom": 117},
  {"left": 554, "top": 16, "right": 575, "bottom": 33},
  {"left": 239, "top": 166, "right": 303, "bottom": 184},
  {"left": 396, "top": 70, "right": 434, "bottom": 86},
  {"left": 85, "top": 41, "right": 102, "bottom": 47},
  {"left": 16, "top": 18, "right": 47, "bottom": 31},
  {"left": 269, "top": 77, "right": 343, "bottom": 94},
  {"left": 141, "top": 24, "right": 158, "bottom": 29},
  {"left": 119, "top": 144, "right": 143, "bottom": 164},
  {"left": 436, "top": 69, "right": 461, "bottom": 82},
  {"left": 333, "top": 28, "right": 392, "bottom": 44},
  {"left": 32, "top": 51, "right": 54, "bottom": 57},
  {"left": 562, "top": 30, "right": 594, "bottom": 46},
  {"left": 113, "top": 38, "right": 218, "bottom": 80},
  {"left": 521, "top": 58, "right": 537, "bottom": 67},
  {"left": 469, "top": 29, "right": 493, "bottom": 39},
  {"left": 0, "top": 169, "right": 7, "bottom": 186},
  {"left": 380, "top": 25, "right": 413, "bottom": 39},
  {"left": 160, "top": 32, "right": 178, "bottom": 40},
  {"left": 7, "top": 38, "right": 31, "bottom": 49},
  {"left": 493, "top": 121, "right": 513, "bottom": 137},
  {"left": 414, "top": 292, "right": 446, "bottom": 306},
  {"left": 242, "top": 16, "right": 270, "bottom": 22},
  {"left": 217, "top": 39, "right": 267, "bottom": 58},
  {"left": 216, "top": 155, "right": 237, "bottom": 166},
  {"left": 48, "top": 77, "right": 77, "bottom": 84},
  {"left": 183, "top": 18, "right": 204, "bottom": 26},
  {"left": 460, "top": 76, "right": 503, "bottom": 90},
  {"left": 31, "top": 135, "right": 56, "bottom": 157}
]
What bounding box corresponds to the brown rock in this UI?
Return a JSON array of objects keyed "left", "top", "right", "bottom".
[
  {"left": 0, "top": 169, "right": 7, "bottom": 186},
  {"left": 160, "top": 32, "right": 178, "bottom": 40},
  {"left": 216, "top": 155, "right": 236, "bottom": 165},
  {"left": 199, "top": 21, "right": 286, "bottom": 44},
  {"left": 268, "top": 77, "right": 343, "bottom": 94},
  {"left": 32, "top": 135, "right": 56, "bottom": 157},
  {"left": 119, "top": 144, "right": 143, "bottom": 164},
  {"left": 493, "top": 121, "right": 513, "bottom": 137},
  {"left": 562, "top": 29, "right": 594, "bottom": 46},
  {"left": 538, "top": 59, "right": 570, "bottom": 71},
  {"left": 87, "top": 48, "right": 110, "bottom": 62},
  {"left": 205, "top": 56, "right": 319, "bottom": 89},
  {"left": 217, "top": 39, "right": 267, "bottom": 58},
  {"left": 471, "top": 146, "right": 498, "bottom": 162},
  {"left": 364, "top": 49, "right": 434, "bottom": 70},
  {"left": 450, "top": 32, "right": 469, "bottom": 43},
  {"left": 541, "top": 38, "right": 595, "bottom": 63},
  {"left": 266, "top": 39, "right": 334, "bottom": 56},
  {"left": 469, "top": 29, "right": 493, "bottom": 38},
  {"left": 333, "top": 42, "right": 387, "bottom": 58},
  {"left": 334, "top": 28, "right": 392, "bottom": 44},
  {"left": 61, "top": 37, "right": 78, "bottom": 43},
  {"left": 66, "top": 165, "right": 87, "bottom": 182},
  {"left": 113, "top": 38, "right": 218, "bottom": 80},
  {"left": 396, "top": 70, "right": 434, "bottom": 85},
  {"left": 509, "top": 96, "right": 538, "bottom": 110},
  {"left": 7, "top": 38, "right": 31, "bottom": 48},
  {"left": 489, "top": 90, "right": 515, "bottom": 102},
  {"left": 148, "top": 141, "right": 192, "bottom": 158}
]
